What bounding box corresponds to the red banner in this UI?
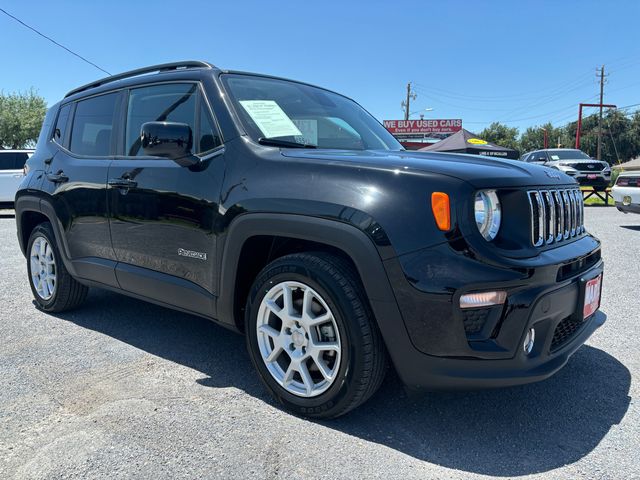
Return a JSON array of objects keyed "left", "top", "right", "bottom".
[{"left": 383, "top": 119, "right": 462, "bottom": 135}]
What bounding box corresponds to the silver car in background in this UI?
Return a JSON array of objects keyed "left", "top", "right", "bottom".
[
  {"left": 521, "top": 148, "right": 611, "bottom": 191},
  {"left": 0, "top": 150, "right": 33, "bottom": 208}
]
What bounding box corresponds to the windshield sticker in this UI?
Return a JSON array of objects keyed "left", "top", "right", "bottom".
[
  {"left": 292, "top": 119, "right": 318, "bottom": 145},
  {"left": 550, "top": 155, "right": 560, "bottom": 160},
  {"left": 239, "top": 100, "right": 302, "bottom": 139}
]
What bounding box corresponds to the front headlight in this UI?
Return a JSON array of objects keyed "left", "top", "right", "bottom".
[
  {"left": 474, "top": 190, "right": 501, "bottom": 241},
  {"left": 557, "top": 164, "right": 578, "bottom": 176}
]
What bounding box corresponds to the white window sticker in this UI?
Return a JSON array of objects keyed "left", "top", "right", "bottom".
[
  {"left": 239, "top": 100, "right": 302, "bottom": 139},
  {"left": 292, "top": 119, "right": 318, "bottom": 145},
  {"left": 550, "top": 155, "right": 560, "bottom": 160}
]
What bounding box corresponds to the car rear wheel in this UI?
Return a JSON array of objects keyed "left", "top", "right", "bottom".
[
  {"left": 27, "top": 222, "right": 88, "bottom": 312},
  {"left": 245, "top": 252, "right": 387, "bottom": 418}
]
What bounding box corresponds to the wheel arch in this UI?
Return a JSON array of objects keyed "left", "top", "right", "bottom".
[
  {"left": 217, "top": 213, "right": 404, "bottom": 336},
  {"left": 15, "top": 194, "right": 46, "bottom": 256},
  {"left": 15, "top": 195, "right": 77, "bottom": 277}
]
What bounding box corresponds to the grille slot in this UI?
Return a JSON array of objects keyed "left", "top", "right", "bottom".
[
  {"left": 462, "top": 308, "right": 491, "bottom": 336},
  {"left": 557, "top": 250, "right": 601, "bottom": 282},
  {"left": 550, "top": 315, "right": 587, "bottom": 352},
  {"left": 528, "top": 188, "right": 584, "bottom": 246}
]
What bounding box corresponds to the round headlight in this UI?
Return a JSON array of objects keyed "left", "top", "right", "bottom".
[{"left": 474, "top": 190, "right": 501, "bottom": 241}]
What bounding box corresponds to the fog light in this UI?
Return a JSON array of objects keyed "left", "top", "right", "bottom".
[
  {"left": 523, "top": 328, "right": 535, "bottom": 355},
  {"left": 459, "top": 291, "right": 507, "bottom": 309}
]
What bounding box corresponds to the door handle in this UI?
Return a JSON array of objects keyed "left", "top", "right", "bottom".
[
  {"left": 108, "top": 178, "right": 138, "bottom": 189},
  {"left": 46, "top": 171, "right": 69, "bottom": 184}
]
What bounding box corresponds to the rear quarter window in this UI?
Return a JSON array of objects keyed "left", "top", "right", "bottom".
[
  {"left": 0, "top": 152, "right": 29, "bottom": 170},
  {"left": 53, "top": 103, "right": 72, "bottom": 146}
]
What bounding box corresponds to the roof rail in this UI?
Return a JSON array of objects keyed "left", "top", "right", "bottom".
[{"left": 64, "top": 60, "right": 214, "bottom": 98}]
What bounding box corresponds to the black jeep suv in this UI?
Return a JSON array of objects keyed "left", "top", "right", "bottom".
[{"left": 16, "top": 61, "right": 605, "bottom": 418}]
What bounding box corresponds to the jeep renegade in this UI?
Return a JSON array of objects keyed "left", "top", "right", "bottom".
[{"left": 16, "top": 61, "right": 605, "bottom": 418}]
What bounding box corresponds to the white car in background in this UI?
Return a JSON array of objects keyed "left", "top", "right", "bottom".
[
  {"left": 0, "top": 150, "right": 33, "bottom": 208},
  {"left": 612, "top": 171, "right": 640, "bottom": 214}
]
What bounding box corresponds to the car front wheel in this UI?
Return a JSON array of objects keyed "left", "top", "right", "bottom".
[{"left": 245, "top": 252, "right": 387, "bottom": 418}]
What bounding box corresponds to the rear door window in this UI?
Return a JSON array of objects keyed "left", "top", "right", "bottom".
[
  {"left": 69, "top": 93, "right": 118, "bottom": 157},
  {"left": 0, "top": 152, "right": 29, "bottom": 170},
  {"left": 12, "top": 152, "right": 29, "bottom": 169},
  {"left": 0, "top": 152, "right": 16, "bottom": 170}
]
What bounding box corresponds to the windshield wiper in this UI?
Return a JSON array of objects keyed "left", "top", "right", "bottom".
[{"left": 258, "top": 137, "right": 317, "bottom": 149}]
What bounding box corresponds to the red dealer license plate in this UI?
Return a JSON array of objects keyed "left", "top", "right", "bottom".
[
  {"left": 583, "top": 275, "right": 602, "bottom": 319},
  {"left": 587, "top": 174, "right": 598, "bottom": 179}
]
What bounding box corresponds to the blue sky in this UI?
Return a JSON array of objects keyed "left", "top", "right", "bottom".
[{"left": 1, "top": 0, "right": 639, "bottom": 133}]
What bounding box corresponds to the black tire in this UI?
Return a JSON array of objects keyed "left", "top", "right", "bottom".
[
  {"left": 26, "top": 222, "right": 88, "bottom": 312},
  {"left": 245, "top": 252, "right": 387, "bottom": 418}
]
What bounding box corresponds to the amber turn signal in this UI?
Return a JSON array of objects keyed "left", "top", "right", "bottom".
[{"left": 431, "top": 192, "right": 451, "bottom": 231}]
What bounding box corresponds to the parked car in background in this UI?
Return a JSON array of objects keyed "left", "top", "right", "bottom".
[
  {"left": 521, "top": 149, "right": 611, "bottom": 191},
  {"left": 0, "top": 149, "right": 33, "bottom": 208},
  {"left": 612, "top": 171, "right": 640, "bottom": 214}
]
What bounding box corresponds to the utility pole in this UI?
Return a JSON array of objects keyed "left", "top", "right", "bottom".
[
  {"left": 596, "top": 65, "right": 606, "bottom": 160},
  {"left": 401, "top": 82, "right": 417, "bottom": 121}
]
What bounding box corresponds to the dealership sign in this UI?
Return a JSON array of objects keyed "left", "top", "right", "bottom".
[{"left": 383, "top": 119, "right": 462, "bottom": 135}]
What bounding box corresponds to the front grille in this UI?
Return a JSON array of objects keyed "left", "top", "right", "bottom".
[
  {"left": 462, "top": 308, "right": 491, "bottom": 336},
  {"left": 567, "top": 162, "right": 605, "bottom": 172},
  {"left": 577, "top": 163, "right": 605, "bottom": 172},
  {"left": 528, "top": 188, "right": 584, "bottom": 247},
  {"left": 550, "top": 315, "right": 587, "bottom": 352}
]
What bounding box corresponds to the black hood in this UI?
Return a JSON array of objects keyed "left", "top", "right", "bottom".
[{"left": 280, "top": 149, "right": 577, "bottom": 189}]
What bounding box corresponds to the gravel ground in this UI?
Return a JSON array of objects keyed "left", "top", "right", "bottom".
[{"left": 0, "top": 207, "right": 638, "bottom": 480}]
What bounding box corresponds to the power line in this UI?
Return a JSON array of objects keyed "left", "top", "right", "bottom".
[
  {"left": 618, "top": 103, "right": 640, "bottom": 110},
  {"left": 605, "top": 117, "right": 621, "bottom": 165},
  {"left": 0, "top": 7, "right": 111, "bottom": 75},
  {"left": 413, "top": 71, "right": 593, "bottom": 102}
]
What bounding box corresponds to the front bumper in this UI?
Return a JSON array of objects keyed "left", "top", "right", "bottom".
[
  {"left": 380, "top": 235, "right": 605, "bottom": 391},
  {"left": 569, "top": 173, "right": 610, "bottom": 188}
]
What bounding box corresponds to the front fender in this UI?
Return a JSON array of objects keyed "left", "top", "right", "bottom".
[{"left": 216, "top": 213, "right": 424, "bottom": 380}]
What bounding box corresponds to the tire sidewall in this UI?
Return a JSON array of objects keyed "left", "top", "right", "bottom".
[{"left": 246, "top": 258, "right": 368, "bottom": 417}]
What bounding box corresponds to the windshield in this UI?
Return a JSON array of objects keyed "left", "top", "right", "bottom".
[
  {"left": 221, "top": 74, "right": 402, "bottom": 151},
  {"left": 548, "top": 150, "right": 592, "bottom": 160}
]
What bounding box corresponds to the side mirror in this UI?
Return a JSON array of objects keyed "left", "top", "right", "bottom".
[{"left": 141, "top": 122, "right": 199, "bottom": 167}]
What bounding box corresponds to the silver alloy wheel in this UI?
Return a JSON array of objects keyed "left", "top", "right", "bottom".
[
  {"left": 256, "top": 281, "right": 342, "bottom": 398},
  {"left": 30, "top": 236, "right": 57, "bottom": 301}
]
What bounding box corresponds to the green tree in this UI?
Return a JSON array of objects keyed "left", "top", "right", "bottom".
[
  {"left": 563, "top": 110, "right": 639, "bottom": 164},
  {"left": 519, "top": 122, "right": 563, "bottom": 153},
  {"left": 618, "top": 110, "right": 640, "bottom": 164},
  {"left": 478, "top": 122, "right": 520, "bottom": 151},
  {"left": 0, "top": 89, "right": 47, "bottom": 149}
]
